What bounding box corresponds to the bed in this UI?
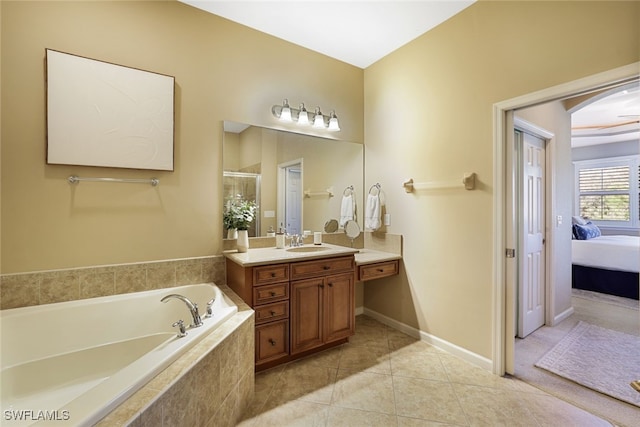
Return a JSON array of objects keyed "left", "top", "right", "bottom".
[{"left": 572, "top": 235, "right": 639, "bottom": 300}]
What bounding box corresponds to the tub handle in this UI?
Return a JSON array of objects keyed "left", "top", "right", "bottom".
[
  {"left": 172, "top": 320, "right": 188, "bottom": 338},
  {"left": 205, "top": 298, "right": 215, "bottom": 319}
]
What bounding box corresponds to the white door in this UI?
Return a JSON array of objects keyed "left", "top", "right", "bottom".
[
  {"left": 285, "top": 165, "right": 302, "bottom": 234},
  {"left": 518, "top": 130, "right": 546, "bottom": 338}
]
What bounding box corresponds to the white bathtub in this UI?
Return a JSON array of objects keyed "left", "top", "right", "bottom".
[{"left": 0, "top": 283, "right": 238, "bottom": 427}]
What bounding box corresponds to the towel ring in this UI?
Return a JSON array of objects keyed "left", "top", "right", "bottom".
[
  {"left": 343, "top": 185, "right": 354, "bottom": 196},
  {"left": 368, "top": 183, "right": 381, "bottom": 195}
]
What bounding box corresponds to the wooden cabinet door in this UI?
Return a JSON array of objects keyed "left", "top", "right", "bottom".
[
  {"left": 256, "top": 320, "right": 289, "bottom": 365},
  {"left": 324, "top": 272, "right": 354, "bottom": 343},
  {"left": 290, "top": 278, "right": 324, "bottom": 354}
]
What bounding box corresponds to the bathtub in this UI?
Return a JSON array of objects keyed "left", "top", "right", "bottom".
[{"left": 0, "top": 283, "right": 238, "bottom": 427}]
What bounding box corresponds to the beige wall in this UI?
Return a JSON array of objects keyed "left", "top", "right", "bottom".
[
  {"left": 363, "top": 1, "right": 639, "bottom": 359},
  {"left": 0, "top": 1, "right": 363, "bottom": 273}
]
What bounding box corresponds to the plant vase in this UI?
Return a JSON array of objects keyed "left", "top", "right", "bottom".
[{"left": 237, "top": 229, "right": 249, "bottom": 253}]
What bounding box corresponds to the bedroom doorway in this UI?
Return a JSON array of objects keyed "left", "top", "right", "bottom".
[{"left": 493, "top": 62, "right": 640, "bottom": 376}]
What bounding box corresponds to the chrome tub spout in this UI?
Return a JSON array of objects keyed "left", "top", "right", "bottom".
[{"left": 161, "top": 294, "right": 203, "bottom": 328}]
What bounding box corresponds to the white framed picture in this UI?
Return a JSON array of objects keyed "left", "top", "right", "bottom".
[{"left": 46, "top": 49, "right": 175, "bottom": 171}]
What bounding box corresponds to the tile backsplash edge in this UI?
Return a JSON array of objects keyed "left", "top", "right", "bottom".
[{"left": 0, "top": 255, "right": 227, "bottom": 310}]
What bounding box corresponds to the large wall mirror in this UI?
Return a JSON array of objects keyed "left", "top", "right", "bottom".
[{"left": 223, "top": 121, "right": 364, "bottom": 238}]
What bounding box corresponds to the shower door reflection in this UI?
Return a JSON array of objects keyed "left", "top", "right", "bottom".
[{"left": 223, "top": 172, "right": 261, "bottom": 237}]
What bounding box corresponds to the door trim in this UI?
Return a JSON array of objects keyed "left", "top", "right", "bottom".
[{"left": 491, "top": 62, "right": 640, "bottom": 376}]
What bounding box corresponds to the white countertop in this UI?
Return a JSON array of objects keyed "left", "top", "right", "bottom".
[
  {"left": 224, "top": 243, "right": 358, "bottom": 267},
  {"left": 353, "top": 248, "right": 402, "bottom": 265},
  {"left": 224, "top": 244, "right": 401, "bottom": 267}
]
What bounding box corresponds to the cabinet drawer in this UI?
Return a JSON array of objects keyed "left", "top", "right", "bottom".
[
  {"left": 256, "top": 320, "right": 289, "bottom": 364},
  {"left": 253, "top": 282, "right": 289, "bottom": 305},
  {"left": 290, "top": 256, "right": 354, "bottom": 280},
  {"left": 255, "top": 301, "right": 289, "bottom": 325},
  {"left": 358, "top": 260, "right": 399, "bottom": 281},
  {"left": 253, "top": 264, "right": 289, "bottom": 286}
]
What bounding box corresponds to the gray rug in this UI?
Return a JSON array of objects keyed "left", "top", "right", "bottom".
[{"left": 535, "top": 321, "right": 640, "bottom": 407}]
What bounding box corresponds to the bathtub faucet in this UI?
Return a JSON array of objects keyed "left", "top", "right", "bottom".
[{"left": 161, "top": 294, "right": 203, "bottom": 328}]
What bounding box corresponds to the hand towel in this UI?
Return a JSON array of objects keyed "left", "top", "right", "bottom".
[
  {"left": 339, "top": 194, "right": 355, "bottom": 227},
  {"left": 365, "top": 194, "right": 381, "bottom": 231}
]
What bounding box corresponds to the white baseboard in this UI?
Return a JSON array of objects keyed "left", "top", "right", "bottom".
[
  {"left": 362, "top": 308, "right": 493, "bottom": 372},
  {"left": 355, "top": 306, "right": 364, "bottom": 316},
  {"left": 553, "top": 306, "right": 574, "bottom": 325}
]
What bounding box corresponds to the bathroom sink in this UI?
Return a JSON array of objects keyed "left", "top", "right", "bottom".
[{"left": 286, "top": 246, "right": 330, "bottom": 253}]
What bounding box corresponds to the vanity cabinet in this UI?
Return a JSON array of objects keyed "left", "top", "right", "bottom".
[
  {"left": 358, "top": 259, "right": 399, "bottom": 281},
  {"left": 291, "top": 271, "right": 354, "bottom": 354},
  {"left": 225, "top": 254, "right": 355, "bottom": 370}
]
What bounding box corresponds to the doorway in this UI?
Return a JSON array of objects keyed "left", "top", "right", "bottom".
[
  {"left": 277, "top": 159, "right": 303, "bottom": 235},
  {"left": 493, "top": 62, "right": 640, "bottom": 376}
]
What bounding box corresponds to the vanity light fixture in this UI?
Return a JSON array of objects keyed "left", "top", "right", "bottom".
[{"left": 271, "top": 99, "right": 341, "bottom": 131}]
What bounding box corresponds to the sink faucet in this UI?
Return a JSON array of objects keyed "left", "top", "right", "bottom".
[
  {"left": 289, "top": 234, "right": 303, "bottom": 247},
  {"left": 161, "top": 294, "right": 203, "bottom": 328}
]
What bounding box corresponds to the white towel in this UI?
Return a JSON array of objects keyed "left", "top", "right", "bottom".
[
  {"left": 365, "top": 194, "right": 381, "bottom": 231},
  {"left": 339, "top": 195, "right": 355, "bottom": 227}
]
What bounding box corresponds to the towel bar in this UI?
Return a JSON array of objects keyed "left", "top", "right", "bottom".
[
  {"left": 67, "top": 175, "right": 159, "bottom": 186},
  {"left": 304, "top": 187, "right": 334, "bottom": 198},
  {"left": 403, "top": 173, "right": 476, "bottom": 192}
]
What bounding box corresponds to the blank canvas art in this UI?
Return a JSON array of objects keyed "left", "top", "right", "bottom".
[{"left": 46, "top": 49, "right": 175, "bottom": 171}]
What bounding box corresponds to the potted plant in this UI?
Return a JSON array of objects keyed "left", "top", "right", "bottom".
[{"left": 224, "top": 199, "right": 257, "bottom": 251}]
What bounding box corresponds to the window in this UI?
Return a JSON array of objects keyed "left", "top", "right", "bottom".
[{"left": 574, "top": 156, "right": 639, "bottom": 229}]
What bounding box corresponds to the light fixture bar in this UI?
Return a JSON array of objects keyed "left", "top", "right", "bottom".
[{"left": 271, "top": 99, "right": 340, "bottom": 131}]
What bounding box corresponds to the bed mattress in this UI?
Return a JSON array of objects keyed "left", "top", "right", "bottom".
[{"left": 571, "top": 235, "right": 639, "bottom": 273}]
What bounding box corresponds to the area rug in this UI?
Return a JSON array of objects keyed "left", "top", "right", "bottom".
[{"left": 535, "top": 321, "right": 640, "bottom": 407}]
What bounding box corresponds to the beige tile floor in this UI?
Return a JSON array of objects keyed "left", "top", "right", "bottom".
[{"left": 238, "top": 315, "right": 611, "bottom": 426}]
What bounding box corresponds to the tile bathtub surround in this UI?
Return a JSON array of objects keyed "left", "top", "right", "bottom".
[
  {"left": 0, "top": 256, "right": 226, "bottom": 310},
  {"left": 239, "top": 315, "right": 612, "bottom": 427},
  {"left": 95, "top": 284, "right": 255, "bottom": 427}
]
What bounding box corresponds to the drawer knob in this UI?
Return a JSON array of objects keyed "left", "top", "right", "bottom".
[
  {"left": 271, "top": 272, "right": 276, "bottom": 277},
  {"left": 377, "top": 268, "right": 384, "bottom": 272},
  {"left": 270, "top": 291, "right": 276, "bottom": 297},
  {"left": 269, "top": 338, "right": 277, "bottom": 346},
  {"left": 270, "top": 310, "right": 277, "bottom": 316},
  {"left": 323, "top": 266, "right": 330, "bottom": 270}
]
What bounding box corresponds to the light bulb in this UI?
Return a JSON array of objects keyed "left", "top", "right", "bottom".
[
  {"left": 313, "top": 107, "right": 325, "bottom": 128},
  {"left": 328, "top": 111, "right": 340, "bottom": 131},
  {"left": 280, "top": 99, "right": 292, "bottom": 122},
  {"left": 298, "top": 103, "right": 310, "bottom": 125}
]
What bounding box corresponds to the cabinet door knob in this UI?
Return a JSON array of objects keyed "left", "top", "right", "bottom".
[
  {"left": 269, "top": 338, "right": 277, "bottom": 346},
  {"left": 328, "top": 282, "right": 333, "bottom": 287},
  {"left": 319, "top": 284, "right": 324, "bottom": 289}
]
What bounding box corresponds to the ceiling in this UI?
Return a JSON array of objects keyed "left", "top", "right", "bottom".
[
  {"left": 570, "top": 82, "right": 640, "bottom": 148},
  {"left": 179, "top": 0, "right": 475, "bottom": 69},
  {"left": 179, "top": 1, "right": 639, "bottom": 148}
]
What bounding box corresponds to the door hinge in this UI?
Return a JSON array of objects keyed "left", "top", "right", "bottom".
[{"left": 506, "top": 248, "right": 516, "bottom": 258}]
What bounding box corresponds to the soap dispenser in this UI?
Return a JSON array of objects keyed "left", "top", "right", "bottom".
[
  {"left": 267, "top": 226, "right": 275, "bottom": 237},
  {"left": 275, "top": 225, "right": 285, "bottom": 249}
]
